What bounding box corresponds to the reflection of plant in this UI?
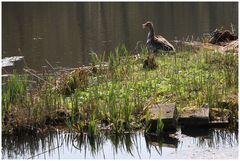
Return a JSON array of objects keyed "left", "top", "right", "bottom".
[
  {"left": 196, "top": 129, "right": 238, "bottom": 148},
  {"left": 88, "top": 114, "right": 97, "bottom": 137},
  {"left": 2, "top": 129, "right": 238, "bottom": 159},
  {"left": 71, "top": 132, "right": 136, "bottom": 158},
  {"left": 156, "top": 111, "right": 164, "bottom": 134},
  {"left": 144, "top": 111, "right": 151, "bottom": 133},
  {"left": 144, "top": 133, "right": 163, "bottom": 156},
  {"left": 2, "top": 131, "right": 63, "bottom": 159}
]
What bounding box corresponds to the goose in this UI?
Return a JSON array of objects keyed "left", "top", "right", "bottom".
[{"left": 142, "top": 21, "right": 175, "bottom": 52}]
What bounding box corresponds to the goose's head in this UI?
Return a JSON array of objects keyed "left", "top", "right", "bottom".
[{"left": 142, "top": 21, "right": 154, "bottom": 29}]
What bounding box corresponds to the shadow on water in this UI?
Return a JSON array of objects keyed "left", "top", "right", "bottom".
[{"left": 1, "top": 128, "right": 238, "bottom": 159}]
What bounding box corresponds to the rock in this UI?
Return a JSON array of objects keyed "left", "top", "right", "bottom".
[
  {"left": 147, "top": 103, "right": 177, "bottom": 133},
  {"left": 179, "top": 104, "right": 209, "bottom": 127}
]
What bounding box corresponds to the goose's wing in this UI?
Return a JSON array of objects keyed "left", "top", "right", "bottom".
[{"left": 155, "top": 35, "right": 175, "bottom": 51}]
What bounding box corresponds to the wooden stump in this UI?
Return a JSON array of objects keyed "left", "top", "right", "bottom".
[
  {"left": 2, "top": 56, "right": 25, "bottom": 74},
  {"left": 179, "top": 104, "right": 209, "bottom": 127},
  {"left": 147, "top": 103, "right": 178, "bottom": 133},
  {"left": 209, "top": 29, "right": 238, "bottom": 45}
]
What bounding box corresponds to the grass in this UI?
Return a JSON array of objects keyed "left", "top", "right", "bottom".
[{"left": 2, "top": 44, "right": 238, "bottom": 135}]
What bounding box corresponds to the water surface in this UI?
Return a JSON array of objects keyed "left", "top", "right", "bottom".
[
  {"left": 2, "top": 128, "right": 238, "bottom": 159},
  {"left": 2, "top": 2, "right": 238, "bottom": 70}
]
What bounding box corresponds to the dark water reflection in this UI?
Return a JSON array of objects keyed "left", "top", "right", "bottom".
[
  {"left": 1, "top": 128, "right": 238, "bottom": 159},
  {"left": 2, "top": 2, "right": 238, "bottom": 70}
]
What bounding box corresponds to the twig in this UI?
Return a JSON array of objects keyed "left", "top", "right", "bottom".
[
  {"left": 45, "top": 59, "right": 55, "bottom": 71},
  {"left": 57, "top": 64, "right": 109, "bottom": 73},
  {"left": 45, "top": 59, "right": 58, "bottom": 76},
  {"left": 23, "top": 68, "right": 54, "bottom": 87}
]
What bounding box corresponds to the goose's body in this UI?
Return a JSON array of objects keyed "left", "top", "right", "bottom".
[{"left": 143, "top": 21, "right": 175, "bottom": 52}]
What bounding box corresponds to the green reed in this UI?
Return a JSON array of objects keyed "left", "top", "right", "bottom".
[{"left": 2, "top": 43, "right": 238, "bottom": 135}]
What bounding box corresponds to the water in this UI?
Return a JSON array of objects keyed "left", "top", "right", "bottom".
[
  {"left": 2, "top": 2, "right": 238, "bottom": 70},
  {"left": 2, "top": 2, "right": 239, "bottom": 159},
  {"left": 1, "top": 128, "right": 238, "bottom": 159}
]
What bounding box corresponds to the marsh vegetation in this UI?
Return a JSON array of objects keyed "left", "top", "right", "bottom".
[{"left": 2, "top": 44, "right": 238, "bottom": 136}]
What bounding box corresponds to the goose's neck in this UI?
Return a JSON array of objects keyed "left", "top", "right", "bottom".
[{"left": 148, "top": 27, "right": 155, "bottom": 40}]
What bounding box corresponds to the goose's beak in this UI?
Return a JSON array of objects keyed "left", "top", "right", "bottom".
[{"left": 142, "top": 24, "right": 146, "bottom": 29}]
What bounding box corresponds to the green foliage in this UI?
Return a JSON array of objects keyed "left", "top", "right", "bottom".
[
  {"left": 2, "top": 73, "right": 28, "bottom": 125},
  {"left": 3, "top": 73, "right": 27, "bottom": 104},
  {"left": 2, "top": 43, "right": 238, "bottom": 135}
]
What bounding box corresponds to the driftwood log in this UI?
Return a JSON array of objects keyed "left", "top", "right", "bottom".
[
  {"left": 209, "top": 29, "right": 238, "bottom": 45},
  {"left": 182, "top": 28, "right": 238, "bottom": 55},
  {"left": 182, "top": 40, "right": 238, "bottom": 54}
]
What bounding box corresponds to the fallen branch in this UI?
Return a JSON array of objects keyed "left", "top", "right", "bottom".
[{"left": 23, "top": 68, "right": 54, "bottom": 87}]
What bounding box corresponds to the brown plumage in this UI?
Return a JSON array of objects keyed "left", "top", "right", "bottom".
[{"left": 142, "top": 21, "right": 175, "bottom": 52}]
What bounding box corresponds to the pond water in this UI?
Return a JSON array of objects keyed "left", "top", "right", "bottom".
[
  {"left": 1, "top": 2, "right": 239, "bottom": 159},
  {"left": 2, "top": 2, "right": 238, "bottom": 70},
  {"left": 2, "top": 128, "right": 238, "bottom": 159}
]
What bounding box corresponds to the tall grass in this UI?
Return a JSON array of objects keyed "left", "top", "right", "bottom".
[
  {"left": 2, "top": 44, "right": 238, "bottom": 135},
  {"left": 2, "top": 73, "right": 27, "bottom": 127}
]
